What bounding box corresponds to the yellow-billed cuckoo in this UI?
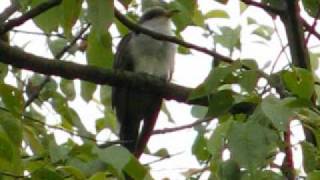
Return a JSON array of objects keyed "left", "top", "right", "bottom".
[{"left": 112, "top": 7, "right": 176, "bottom": 158}]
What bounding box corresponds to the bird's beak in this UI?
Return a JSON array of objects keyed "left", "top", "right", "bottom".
[{"left": 166, "top": 9, "right": 180, "bottom": 18}]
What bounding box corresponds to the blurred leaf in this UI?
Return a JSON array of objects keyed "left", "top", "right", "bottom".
[
  {"left": 169, "top": 0, "right": 196, "bottom": 31},
  {"left": 153, "top": 148, "right": 169, "bottom": 157},
  {"left": 239, "top": 70, "right": 258, "bottom": 92},
  {"left": 86, "top": 29, "right": 113, "bottom": 68},
  {"left": 48, "top": 38, "right": 68, "bottom": 56},
  {"left": 282, "top": 68, "right": 314, "bottom": 100},
  {"left": 308, "top": 171, "right": 320, "bottom": 180},
  {"left": 0, "top": 113, "right": 22, "bottom": 147},
  {"left": 205, "top": 10, "right": 229, "bottom": 19},
  {"left": 218, "top": 159, "right": 240, "bottom": 180},
  {"left": 191, "top": 105, "right": 208, "bottom": 118},
  {"left": 89, "top": 172, "right": 107, "bottom": 180},
  {"left": 214, "top": 26, "right": 241, "bottom": 51},
  {"left": 81, "top": 81, "right": 97, "bottom": 102},
  {"left": 0, "top": 63, "right": 8, "bottom": 82},
  {"left": 192, "top": 133, "right": 210, "bottom": 161},
  {"left": 252, "top": 25, "right": 274, "bottom": 40},
  {"left": 87, "top": 0, "right": 113, "bottom": 33},
  {"left": 0, "top": 133, "right": 14, "bottom": 163},
  {"left": 301, "top": 142, "right": 319, "bottom": 173},
  {"left": 100, "top": 86, "right": 112, "bottom": 106},
  {"left": 0, "top": 83, "right": 23, "bottom": 114},
  {"left": 261, "top": 96, "right": 293, "bottom": 131},
  {"left": 60, "top": 79, "right": 76, "bottom": 101},
  {"left": 31, "top": 168, "right": 64, "bottom": 180},
  {"left": 96, "top": 112, "right": 117, "bottom": 133},
  {"left": 302, "top": 0, "right": 320, "bottom": 18},
  {"left": 57, "top": 166, "right": 86, "bottom": 180},
  {"left": 207, "top": 120, "right": 231, "bottom": 158},
  {"left": 31, "top": 0, "right": 61, "bottom": 33},
  {"left": 23, "top": 126, "right": 44, "bottom": 155},
  {"left": 228, "top": 121, "right": 278, "bottom": 170},
  {"left": 193, "top": 9, "right": 205, "bottom": 26},
  {"left": 207, "top": 90, "right": 234, "bottom": 118},
  {"left": 60, "top": 0, "right": 83, "bottom": 37},
  {"left": 49, "top": 140, "right": 69, "bottom": 163}
]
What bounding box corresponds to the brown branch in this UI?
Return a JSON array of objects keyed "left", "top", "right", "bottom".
[
  {"left": 0, "top": 1, "right": 19, "bottom": 24},
  {"left": 305, "top": 9, "right": 320, "bottom": 45},
  {"left": 241, "top": 0, "right": 284, "bottom": 15},
  {"left": 114, "top": 9, "right": 233, "bottom": 64},
  {"left": 302, "top": 18, "right": 320, "bottom": 42},
  {"left": 0, "top": 40, "right": 207, "bottom": 106},
  {"left": 0, "top": 0, "right": 63, "bottom": 34}
]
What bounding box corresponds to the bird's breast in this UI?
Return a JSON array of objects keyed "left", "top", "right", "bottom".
[{"left": 130, "top": 34, "right": 175, "bottom": 80}]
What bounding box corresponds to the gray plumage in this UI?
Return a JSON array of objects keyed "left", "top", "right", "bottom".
[{"left": 112, "top": 7, "right": 176, "bottom": 156}]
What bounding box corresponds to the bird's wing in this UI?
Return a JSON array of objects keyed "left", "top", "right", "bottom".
[{"left": 111, "top": 33, "right": 133, "bottom": 110}]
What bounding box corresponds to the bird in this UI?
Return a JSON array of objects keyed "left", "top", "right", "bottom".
[{"left": 112, "top": 7, "right": 176, "bottom": 158}]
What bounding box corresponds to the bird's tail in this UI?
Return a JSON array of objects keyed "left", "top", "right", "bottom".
[{"left": 135, "top": 100, "right": 162, "bottom": 158}]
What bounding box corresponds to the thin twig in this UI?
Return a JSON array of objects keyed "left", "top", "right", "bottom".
[
  {"left": 241, "top": 0, "right": 284, "bottom": 15},
  {"left": 0, "top": 0, "right": 63, "bottom": 34},
  {"left": 12, "top": 29, "right": 66, "bottom": 38},
  {"left": 305, "top": 9, "right": 320, "bottom": 45},
  {"left": 153, "top": 117, "right": 212, "bottom": 134}
]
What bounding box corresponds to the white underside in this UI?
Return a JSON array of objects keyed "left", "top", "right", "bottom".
[{"left": 129, "top": 17, "right": 176, "bottom": 80}]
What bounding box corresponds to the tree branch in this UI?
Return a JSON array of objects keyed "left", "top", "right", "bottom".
[
  {"left": 241, "top": 0, "right": 284, "bottom": 15},
  {"left": 0, "top": 1, "right": 19, "bottom": 24},
  {"left": 0, "top": 0, "right": 63, "bottom": 34},
  {"left": 114, "top": 9, "right": 234, "bottom": 64},
  {"left": 0, "top": 40, "right": 207, "bottom": 106}
]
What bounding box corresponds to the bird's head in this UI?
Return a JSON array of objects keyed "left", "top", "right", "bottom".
[{"left": 139, "top": 7, "right": 179, "bottom": 24}]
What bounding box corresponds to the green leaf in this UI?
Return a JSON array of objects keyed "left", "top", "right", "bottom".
[
  {"left": 239, "top": 70, "right": 258, "bottom": 92},
  {"left": 124, "top": 156, "right": 151, "bottom": 180},
  {"left": 204, "top": 10, "right": 229, "bottom": 19},
  {"left": 86, "top": 29, "right": 113, "bottom": 68},
  {"left": 100, "top": 86, "right": 112, "bottom": 106},
  {"left": 308, "top": 171, "right": 320, "bottom": 180},
  {"left": 0, "top": 63, "right": 8, "bottom": 82},
  {"left": 31, "top": 168, "right": 64, "bottom": 180},
  {"left": 301, "top": 142, "right": 319, "bottom": 173},
  {"left": 94, "top": 146, "right": 131, "bottom": 177},
  {"left": 49, "top": 140, "right": 69, "bottom": 163},
  {"left": 57, "top": 166, "right": 86, "bottom": 180},
  {"left": 23, "top": 126, "right": 44, "bottom": 155},
  {"left": 89, "top": 172, "right": 107, "bottom": 180},
  {"left": 193, "top": 9, "right": 205, "bottom": 27},
  {"left": 0, "top": 114, "right": 22, "bottom": 147},
  {"left": 60, "top": 0, "right": 83, "bottom": 37},
  {"left": 0, "top": 133, "right": 14, "bottom": 163},
  {"left": 191, "top": 105, "right": 208, "bottom": 118},
  {"left": 218, "top": 159, "right": 240, "bottom": 180},
  {"left": 282, "top": 68, "right": 314, "bottom": 100},
  {"left": 0, "top": 83, "right": 23, "bottom": 114},
  {"left": 169, "top": 0, "right": 196, "bottom": 31},
  {"left": 252, "top": 25, "right": 274, "bottom": 40},
  {"left": 214, "top": 26, "right": 241, "bottom": 51},
  {"left": 48, "top": 38, "right": 68, "bottom": 56},
  {"left": 60, "top": 79, "right": 76, "bottom": 101},
  {"left": 261, "top": 96, "right": 294, "bottom": 131},
  {"left": 81, "top": 81, "right": 97, "bottom": 102},
  {"left": 207, "top": 120, "right": 232, "bottom": 158},
  {"left": 31, "top": 0, "right": 62, "bottom": 33},
  {"left": 207, "top": 90, "right": 234, "bottom": 118},
  {"left": 228, "top": 121, "right": 278, "bottom": 170},
  {"left": 192, "top": 133, "right": 210, "bottom": 161},
  {"left": 87, "top": 0, "right": 113, "bottom": 33},
  {"left": 302, "top": 0, "right": 320, "bottom": 17},
  {"left": 95, "top": 113, "right": 117, "bottom": 133}
]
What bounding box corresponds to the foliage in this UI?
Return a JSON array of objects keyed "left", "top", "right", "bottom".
[{"left": 0, "top": 0, "right": 320, "bottom": 179}]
